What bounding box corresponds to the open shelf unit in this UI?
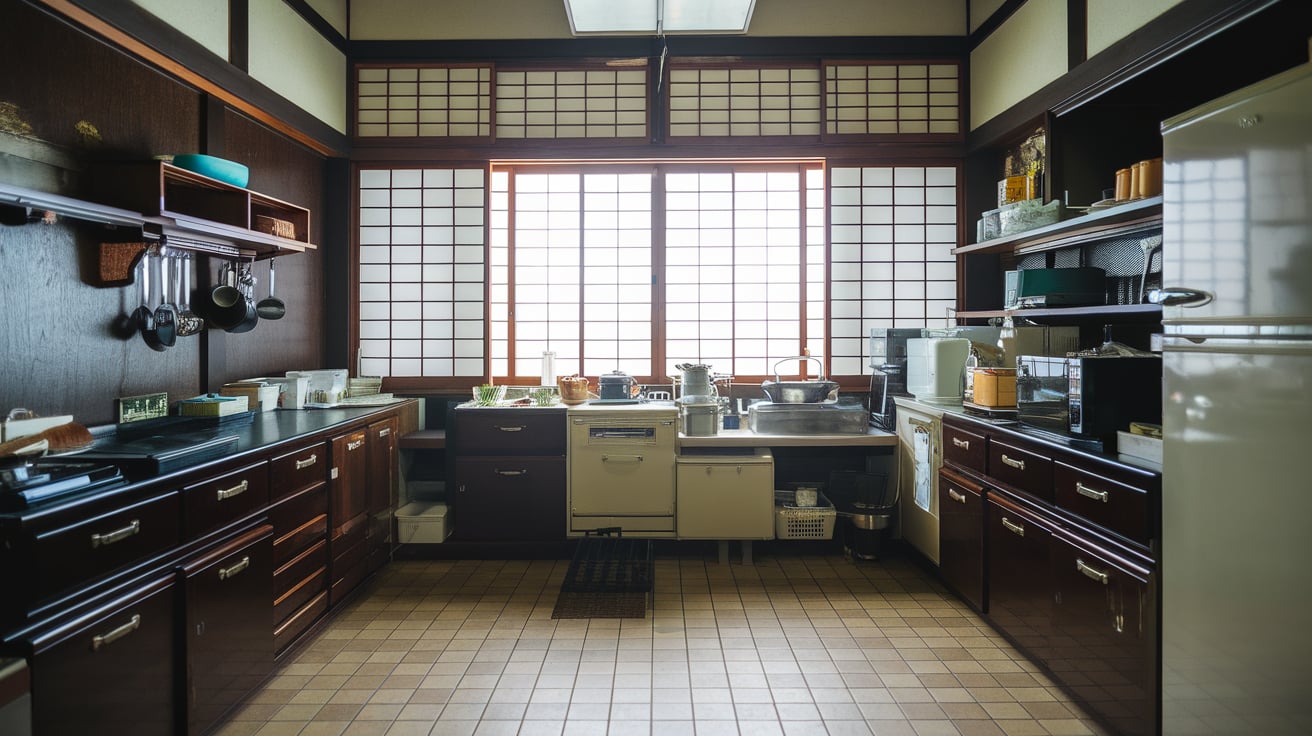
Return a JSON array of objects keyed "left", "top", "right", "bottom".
[{"left": 956, "top": 197, "right": 1161, "bottom": 257}]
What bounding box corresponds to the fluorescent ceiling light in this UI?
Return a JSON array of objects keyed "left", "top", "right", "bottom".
[{"left": 564, "top": 0, "right": 756, "bottom": 35}]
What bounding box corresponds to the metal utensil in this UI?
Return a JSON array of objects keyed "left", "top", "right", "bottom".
[
  {"left": 151, "top": 246, "right": 176, "bottom": 348},
  {"left": 130, "top": 252, "right": 154, "bottom": 335},
  {"left": 226, "top": 260, "right": 259, "bottom": 333},
  {"left": 1138, "top": 235, "right": 1163, "bottom": 304},
  {"left": 175, "top": 252, "right": 204, "bottom": 336},
  {"left": 255, "top": 257, "right": 286, "bottom": 320}
]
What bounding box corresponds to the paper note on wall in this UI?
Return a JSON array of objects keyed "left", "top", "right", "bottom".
[{"left": 914, "top": 430, "right": 931, "bottom": 512}]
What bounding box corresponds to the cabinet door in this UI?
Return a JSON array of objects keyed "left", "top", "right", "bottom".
[
  {"left": 453, "top": 457, "right": 565, "bottom": 540},
  {"left": 938, "top": 469, "right": 984, "bottom": 611},
  {"left": 28, "top": 574, "right": 176, "bottom": 736},
  {"left": 181, "top": 524, "right": 273, "bottom": 736},
  {"left": 367, "top": 417, "right": 398, "bottom": 516},
  {"left": 986, "top": 495, "right": 1054, "bottom": 659},
  {"left": 330, "top": 429, "right": 368, "bottom": 532},
  {"left": 676, "top": 460, "right": 774, "bottom": 539},
  {"left": 1050, "top": 534, "right": 1155, "bottom": 736}
]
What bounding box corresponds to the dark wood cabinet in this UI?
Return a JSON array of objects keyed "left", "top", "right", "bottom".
[
  {"left": 27, "top": 574, "right": 176, "bottom": 736},
  {"left": 986, "top": 494, "right": 1055, "bottom": 662},
  {"left": 181, "top": 461, "right": 269, "bottom": 540},
  {"left": 1049, "top": 532, "right": 1155, "bottom": 736},
  {"left": 450, "top": 408, "right": 566, "bottom": 542},
  {"left": 267, "top": 439, "right": 331, "bottom": 653},
  {"left": 329, "top": 428, "right": 369, "bottom": 603},
  {"left": 365, "top": 417, "right": 398, "bottom": 572},
  {"left": 937, "top": 468, "right": 984, "bottom": 611},
  {"left": 179, "top": 524, "right": 274, "bottom": 736}
]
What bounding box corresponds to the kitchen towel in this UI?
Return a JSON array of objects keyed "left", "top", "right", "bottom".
[{"left": 914, "top": 430, "right": 931, "bottom": 512}]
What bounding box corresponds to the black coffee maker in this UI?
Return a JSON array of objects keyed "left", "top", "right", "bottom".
[{"left": 868, "top": 328, "right": 924, "bottom": 431}]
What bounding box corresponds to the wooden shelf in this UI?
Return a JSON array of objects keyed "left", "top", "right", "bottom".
[
  {"left": 956, "top": 303, "right": 1162, "bottom": 322},
  {"left": 399, "top": 429, "right": 446, "bottom": 450},
  {"left": 955, "top": 196, "right": 1162, "bottom": 256}
]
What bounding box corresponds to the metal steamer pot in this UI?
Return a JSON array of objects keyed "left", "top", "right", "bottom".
[
  {"left": 761, "top": 356, "right": 840, "bottom": 403},
  {"left": 598, "top": 370, "right": 638, "bottom": 400}
]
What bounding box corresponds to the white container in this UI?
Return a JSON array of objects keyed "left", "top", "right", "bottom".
[
  {"left": 241, "top": 376, "right": 310, "bottom": 409},
  {"left": 906, "top": 337, "right": 970, "bottom": 403},
  {"left": 287, "top": 369, "right": 347, "bottom": 405},
  {"left": 1117, "top": 431, "right": 1163, "bottom": 465},
  {"left": 396, "top": 501, "right": 451, "bottom": 543}
]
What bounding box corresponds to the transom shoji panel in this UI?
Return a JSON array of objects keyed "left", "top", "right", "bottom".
[
  {"left": 828, "top": 165, "right": 959, "bottom": 375},
  {"left": 667, "top": 66, "right": 823, "bottom": 138},
  {"left": 824, "top": 62, "right": 961, "bottom": 136},
  {"left": 356, "top": 65, "right": 493, "bottom": 138},
  {"left": 495, "top": 68, "right": 648, "bottom": 140},
  {"left": 357, "top": 167, "right": 488, "bottom": 378}
]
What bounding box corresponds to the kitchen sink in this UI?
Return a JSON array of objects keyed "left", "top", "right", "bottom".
[{"left": 747, "top": 402, "right": 869, "bottom": 435}]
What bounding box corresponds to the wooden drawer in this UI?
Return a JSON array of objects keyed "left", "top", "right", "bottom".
[
  {"left": 270, "top": 441, "right": 328, "bottom": 503},
  {"left": 28, "top": 573, "right": 177, "bottom": 736},
  {"left": 989, "top": 437, "right": 1054, "bottom": 502},
  {"left": 269, "top": 482, "right": 328, "bottom": 564},
  {"left": 275, "top": 590, "right": 327, "bottom": 655},
  {"left": 942, "top": 421, "right": 987, "bottom": 473},
  {"left": 938, "top": 469, "right": 985, "bottom": 611},
  {"left": 182, "top": 461, "right": 269, "bottom": 540},
  {"left": 34, "top": 492, "right": 180, "bottom": 602},
  {"left": 274, "top": 538, "right": 327, "bottom": 601},
  {"left": 273, "top": 514, "right": 328, "bottom": 567},
  {"left": 274, "top": 565, "right": 328, "bottom": 628},
  {"left": 454, "top": 409, "right": 565, "bottom": 455},
  {"left": 1054, "top": 462, "right": 1151, "bottom": 547}
]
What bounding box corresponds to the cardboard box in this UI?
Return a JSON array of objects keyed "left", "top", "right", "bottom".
[
  {"left": 998, "top": 175, "right": 1030, "bottom": 206},
  {"left": 1117, "top": 430, "right": 1163, "bottom": 464},
  {"left": 967, "top": 368, "right": 1017, "bottom": 408},
  {"left": 396, "top": 502, "right": 451, "bottom": 543},
  {"left": 179, "top": 394, "right": 248, "bottom": 417}
]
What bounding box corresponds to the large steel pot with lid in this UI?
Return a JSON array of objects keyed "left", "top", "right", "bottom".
[{"left": 761, "top": 356, "right": 840, "bottom": 403}]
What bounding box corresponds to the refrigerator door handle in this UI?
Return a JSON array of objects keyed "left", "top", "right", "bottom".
[{"left": 1148, "top": 287, "right": 1213, "bottom": 307}]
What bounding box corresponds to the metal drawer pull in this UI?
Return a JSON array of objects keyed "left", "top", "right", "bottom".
[
  {"left": 495, "top": 425, "right": 525, "bottom": 432},
  {"left": 948, "top": 489, "right": 967, "bottom": 504},
  {"left": 92, "top": 614, "right": 141, "bottom": 651},
  {"left": 1077, "top": 558, "right": 1110, "bottom": 585},
  {"left": 1001, "top": 517, "right": 1025, "bottom": 537},
  {"left": 378, "top": 427, "right": 391, "bottom": 437},
  {"left": 602, "top": 454, "right": 644, "bottom": 463},
  {"left": 1075, "top": 482, "right": 1109, "bottom": 503},
  {"left": 216, "top": 479, "right": 249, "bottom": 501},
  {"left": 952, "top": 437, "right": 970, "bottom": 450},
  {"left": 91, "top": 519, "right": 140, "bottom": 548},
  {"left": 494, "top": 469, "right": 527, "bottom": 476},
  {"left": 219, "top": 556, "right": 251, "bottom": 581},
  {"left": 347, "top": 439, "right": 364, "bottom": 451},
  {"left": 295, "top": 454, "right": 318, "bottom": 470},
  {"left": 1000, "top": 454, "right": 1026, "bottom": 470}
]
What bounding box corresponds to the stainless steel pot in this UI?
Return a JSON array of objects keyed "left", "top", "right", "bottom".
[{"left": 761, "top": 356, "right": 839, "bottom": 403}]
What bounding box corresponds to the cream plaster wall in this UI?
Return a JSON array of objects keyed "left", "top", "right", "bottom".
[
  {"left": 969, "top": 0, "right": 1067, "bottom": 130},
  {"left": 248, "top": 0, "right": 347, "bottom": 133},
  {"left": 969, "top": 0, "right": 1007, "bottom": 34},
  {"left": 349, "top": 0, "right": 967, "bottom": 40},
  {"left": 306, "top": 0, "right": 349, "bottom": 37},
  {"left": 1087, "top": 0, "right": 1185, "bottom": 57},
  {"left": 131, "top": 0, "right": 228, "bottom": 59}
]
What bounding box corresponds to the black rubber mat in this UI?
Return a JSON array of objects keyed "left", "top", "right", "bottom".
[{"left": 551, "top": 530, "right": 652, "bottom": 619}]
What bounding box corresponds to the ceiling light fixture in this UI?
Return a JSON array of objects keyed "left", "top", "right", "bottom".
[{"left": 564, "top": 0, "right": 756, "bottom": 35}]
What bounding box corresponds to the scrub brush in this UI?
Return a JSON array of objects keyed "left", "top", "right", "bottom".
[{"left": 0, "top": 422, "right": 95, "bottom": 459}]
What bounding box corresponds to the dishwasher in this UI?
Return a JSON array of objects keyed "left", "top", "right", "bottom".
[{"left": 567, "top": 404, "right": 678, "bottom": 537}]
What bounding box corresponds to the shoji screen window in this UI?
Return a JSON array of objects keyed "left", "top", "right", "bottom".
[
  {"left": 357, "top": 167, "right": 487, "bottom": 379},
  {"left": 664, "top": 165, "right": 825, "bottom": 376},
  {"left": 828, "top": 166, "right": 958, "bottom": 375}
]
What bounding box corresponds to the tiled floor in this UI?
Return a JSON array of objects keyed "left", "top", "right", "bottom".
[{"left": 217, "top": 546, "right": 1108, "bottom": 736}]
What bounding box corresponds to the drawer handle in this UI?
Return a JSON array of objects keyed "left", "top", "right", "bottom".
[
  {"left": 948, "top": 489, "right": 967, "bottom": 504},
  {"left": 1001, "top": 516, "right": 1025, "bottom": 537},
  {"left": 216, "top": 479, "right": 249, "bottom": 501},
  {"left": 952, "top": 437, "right": 970, "bottom": 450},
  {"left": 347, "top": 439, "right": 364, "bottom": 451},
  {"left": 91, "top": 519, "right": 140, "bottom": 548},
  {"left": 219, "top": 556, "right": 251, "bottom": 581},
  {"left": 602, "top": 454, "right": 643, "bottom": 463},
  {"left": 295, "top": 454, "right": 318, "bottom": 470},
  {"left": 1000, "top": 454, "right": 1026, "bottom": 471},
  {"left": 1075, "top": 481, "right": 1109, "bottom": 503},
  {"left": 1076, "top": 558, "right": 1110, "bottom": 585},
  {"left": 495, "top": 425, "right": 525, "bottom": 432},
  {"left": 92, "top": 614, "right": 141, "bottom": 651},
  {"left": 378, "top": 427, "right": 391, "bottom": 437},
  {"left": 494, "top": 468, "right": 527, "bottom": 476}
]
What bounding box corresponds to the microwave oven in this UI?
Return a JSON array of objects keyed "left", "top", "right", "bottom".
[{"left": 1016, "top": 355, "right": 1162, "bottom": 441}]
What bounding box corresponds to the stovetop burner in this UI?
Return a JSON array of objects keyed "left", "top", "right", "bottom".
[{"left": 0, "top": 458, "right": 125, "bottom": 510}]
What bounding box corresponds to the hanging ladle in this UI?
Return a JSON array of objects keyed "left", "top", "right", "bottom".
[
  {"left": 256, "top": 257, "right": 286, "bottom": 320},
  {"left": 151, "top": 245, "right": 177, "bottom": 348}
]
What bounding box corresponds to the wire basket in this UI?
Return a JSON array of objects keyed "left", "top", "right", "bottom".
[{"left": 775, "top": 491, "right": 836, "bottom": 540}]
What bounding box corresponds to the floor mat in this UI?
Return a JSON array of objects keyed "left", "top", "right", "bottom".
[{"left": 551, "top": 533, "right": 652, "bottom": 619}]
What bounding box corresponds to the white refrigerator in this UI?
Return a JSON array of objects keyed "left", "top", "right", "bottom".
[{"left": 1157, "top": 62, "right": 1312, "bottom": 735}]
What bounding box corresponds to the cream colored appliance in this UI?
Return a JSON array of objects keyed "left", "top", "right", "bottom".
[
  {"left": 567, "top": 403, "right": 678, "bottom": 536},
  {"left": 675, "top": 449, "right": 774, "bottom": 540},
  {"left": 894, "top": 397, "right": 944, "bottom": 564}
]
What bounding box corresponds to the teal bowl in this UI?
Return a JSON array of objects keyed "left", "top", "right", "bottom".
[{"left": 171, "top": 154, "right": 249, "bottom": 188}]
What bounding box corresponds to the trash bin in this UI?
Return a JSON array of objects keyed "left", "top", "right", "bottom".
[{"left": 827, "top": 470, "right": 895, "bottom": 560}]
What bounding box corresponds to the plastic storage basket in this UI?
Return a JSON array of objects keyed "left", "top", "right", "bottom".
[{"left": 774, "top": 491, "right": 836, "bottom": 539}]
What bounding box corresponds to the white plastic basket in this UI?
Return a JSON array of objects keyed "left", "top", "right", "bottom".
[{"left": 775, "top": 492, "right": 836, "bottom": 540}]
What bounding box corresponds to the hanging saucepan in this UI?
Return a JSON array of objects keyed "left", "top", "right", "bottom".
[
  {"left": 225, "top": 260, "right": 259, "bottom": 333},
  {"left": 202, "top": 261, "right": 249, "bottom": 330}
]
